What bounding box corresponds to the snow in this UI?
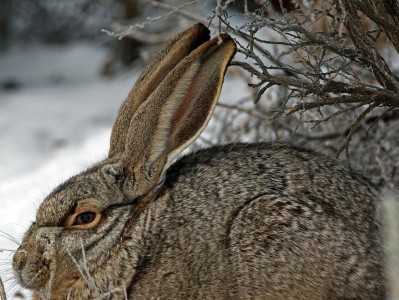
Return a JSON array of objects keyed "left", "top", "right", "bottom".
[
  {"left": 0, "top": 43, "right": 135, "bottom": 298},
  {"left": 0, "top": 41, "right": 250, "bottom": 298}
]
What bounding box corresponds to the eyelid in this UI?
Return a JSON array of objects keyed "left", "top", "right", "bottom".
[{"left": 74, "top": 202, "right": 101, "bottom": 214}]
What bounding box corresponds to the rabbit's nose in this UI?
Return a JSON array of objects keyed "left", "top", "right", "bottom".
[{"left": 13, "top": 244, "right": 30, "bottom": 271}]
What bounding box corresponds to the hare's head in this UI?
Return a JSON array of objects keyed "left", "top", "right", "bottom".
[{"left": 12, "top": 23, "right": 236, "bottom": 299}]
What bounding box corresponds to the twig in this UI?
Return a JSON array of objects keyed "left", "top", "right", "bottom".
[
  {"left": 337, "top": 104, "right": 376, "bottom": 159},
  {"left": 139, "top": 0, "right": 207, "bottom": 25},
  {"left": 0, "top": 276, "right": 7, "bottom": 300},
  {"left": 103, "top": 0, "right": 201, "bottom": 39}
]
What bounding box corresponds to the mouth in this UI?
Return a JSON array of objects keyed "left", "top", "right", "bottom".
[
  {"left": 15, "top": 262, "right": 50, "bottom": 291},
  {"left": 13, "top": 245, "right": 51, "bottom": 291},
  {"left": 18, "top": 265, "right": 81, "bottom": 298}
]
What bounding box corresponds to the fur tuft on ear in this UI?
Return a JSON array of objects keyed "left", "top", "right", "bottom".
[{"left": 101, "top": 163, "right": 124, "bottom": 186}]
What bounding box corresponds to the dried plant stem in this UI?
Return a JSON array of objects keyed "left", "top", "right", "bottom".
[
  {"left": 107, "top": 0, "right": 399, "bottom": 185},
  {"left": 139, "top": 0, "right": 206, "bottom": 24},
  {"left": 0, "top": 276, "right": 6, "bottom": 300}
]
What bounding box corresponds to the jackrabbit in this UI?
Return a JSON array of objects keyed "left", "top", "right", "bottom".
[{"left": 12, "top": 23, "right": 385, "bottom": 299}]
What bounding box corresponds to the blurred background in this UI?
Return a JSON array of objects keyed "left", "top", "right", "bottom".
[{"left": 1, "top": 0, "right": 398, "bottom": 298}]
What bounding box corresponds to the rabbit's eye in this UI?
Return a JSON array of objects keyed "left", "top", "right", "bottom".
[
  {"left": 64, "top": 201, "right": 102, "bottom": 229},
  {"left": 74, "top": 212, "right": 96, "bottom": 225}
]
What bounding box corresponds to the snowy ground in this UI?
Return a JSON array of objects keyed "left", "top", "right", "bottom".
[
  {"left": 0, "top": 42, "right": 129, "bottom": 298},
  {"left": 0, "top": 42, "right": 249, "bottom": 298}
]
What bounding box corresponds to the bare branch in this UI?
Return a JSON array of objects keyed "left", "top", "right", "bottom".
[{"left": 0, "top": 276, "right": 6, "bottom": 300}]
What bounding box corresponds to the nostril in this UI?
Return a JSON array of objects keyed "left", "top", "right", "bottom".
[{"left": 13, "top": 248, "right": 28, "bottom": 270}]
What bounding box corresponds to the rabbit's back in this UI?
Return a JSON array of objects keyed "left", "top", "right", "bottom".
[
  {"left": 132, "top": 142, "right": 384, "bottom": 299},
  {"left": 167, "top": 142, "right": 380, "bottom": 231}
]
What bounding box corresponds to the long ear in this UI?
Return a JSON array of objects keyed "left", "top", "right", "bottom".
[
  {"left": 121, "top": 33, "right": 236, "bottom": 198},
  {"left": 109, "top": 23, "right": 210, "bottom": 158}
]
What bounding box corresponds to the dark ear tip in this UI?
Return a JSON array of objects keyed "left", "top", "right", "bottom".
[
  {"left": 217, "top": 33, "right": 235, "bottom": 49},
  {"left": 202, "top": 33, "right": 236, "bottom": 57},
  {"left": 191, "top": 23, "right": 211, "bottom": 44},
  {"left": 193, "top": 23, "right": 210, "bottom": 35},
  {"left": 219, "top": 33, "right": 233, "bottom": 41}
]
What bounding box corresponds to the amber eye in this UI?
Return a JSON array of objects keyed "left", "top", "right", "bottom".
[
  {"left": 73, "top": 212, "right": 96, "bottom": 226},
  {"left": 64, "top": 201, "right": 102, "bottom": 229}
]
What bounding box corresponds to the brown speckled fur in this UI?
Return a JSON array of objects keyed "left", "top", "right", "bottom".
[{"left": 12, "top": 24, "right": 385, "bottom": 299}]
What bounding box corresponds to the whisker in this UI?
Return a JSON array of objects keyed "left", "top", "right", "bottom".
[
  {"left": 0, "top": 237, "right": 19, "bottom": 247},
  {"left": 5, "top": 283, "right": 15, "bottom": 292},
  {"left": 0, "top": 268, "right": 13, "bottom": 273},
  {"left": 3, "top": 277, "right": 15, "bottom": 284},
  {"left": 30, "top": 268, "right": 45, "bottom": 283},
  {"left": 0, "top": 230, "right": 20, "bottom": 246},
  {"left": 8, "top": 283, "right": 24, "bottom": 299},
  {"left": 6, "top": 278, "right": 20, "bottom": 290},
  {"left": 0, "top": 249, "right": 16, "bottom": 253}
]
